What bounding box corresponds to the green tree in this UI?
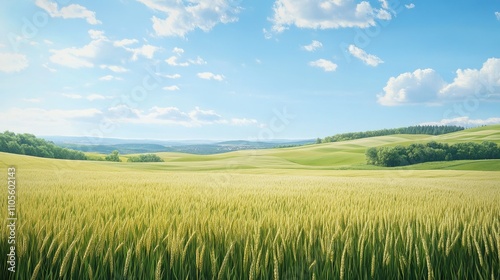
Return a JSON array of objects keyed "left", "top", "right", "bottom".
[{"left": 105, "top": 150, "right": 121, "bottom": 162}]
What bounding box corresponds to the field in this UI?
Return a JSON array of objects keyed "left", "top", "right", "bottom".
[{"left": 1, "top": 126, "right": 500, "bottom": 279}]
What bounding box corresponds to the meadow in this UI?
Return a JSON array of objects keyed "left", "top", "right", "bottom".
[{"left": 1, "top": 125, "right": 500, "bottom": 279}]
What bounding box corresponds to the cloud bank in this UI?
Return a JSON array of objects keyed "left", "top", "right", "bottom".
[{"left": 378, "top": 58, "right": 500, "bottom": 106}]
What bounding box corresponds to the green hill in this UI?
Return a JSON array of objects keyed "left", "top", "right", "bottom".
[{"left": 1, "top": 125, "right": 500, "bottom": 172}]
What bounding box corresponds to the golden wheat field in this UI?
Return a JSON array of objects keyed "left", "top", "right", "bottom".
[{"left": 1, "top": 159, "right": 499, "bottom": 279}]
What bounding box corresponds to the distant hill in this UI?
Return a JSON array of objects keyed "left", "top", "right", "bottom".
[
  {"left": 320, "top": 125, "right": 464, "bottom": 143},
  {"left": 47, "top": 137, "right": 315, "bottom": 155},
  {"left": 1, "top": 125, "right": 499, "bottom": 171}
]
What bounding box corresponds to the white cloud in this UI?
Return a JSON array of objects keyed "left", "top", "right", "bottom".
[
  {"left": 439, "top": 58, "right": 500, "bottom": 99},
  {"left": 99, "top": 75, "right": 122, "bottom": 81},
  {"left": 49, "top": 30, "right": 106, "bottom": 68},
  {"left": 309, "top": 59, "right": 337, "bottom": 72},
  {"left": 0, "top": 107, "right": 103, "bottom": 135},
  {"left": 107, "top": 105, "right": 258, "bottom": 127},
  {"left": 189, "top": 107, "right": 224, "bottom": 123},
  {"left": 420, "top": 117, "right": 500, "bottom": 127},
  {"left": 378, "top": 58, "right": 500, "bottom": 106},
  {"left": 113, "top": 38, "right": 138, "bottom": 47},
  {"left": 162, "top": 73, "right": 181, "bottom": 79},
  {"left": 35, "top": 0, "right": 101, "bottom": 25},
  {"left": 197, "top": 72, "right": 225, "bottom": 81},
  {"left": 126, "top": 44, "right": 160, "bottom": 61},
  {"left": 163, "top": 85, "right": 180, "bottom": 91},
  {"left": 100, "top": 64, "right": 128, "bottom": 73},
  {"left": 348, "top": 45, "right": 384, "bottom": 67},
  {"left": 43, "top": 39, "right": 54, "bottom": 45},
  {"left": 165, "top": 56, "right": 190, "bottom": 67},
  {"left": 42, "top": 63, "right": 57, "bottom": 72},
  {"left": 172, "top": 47, "right": 184, "bottom": 55},
  {"left": 495, "top": 12, "right": 500, "bottom": 20},
  {"left": 405, "top": 3, "right": 415, "bottom": 9},
  {"left": 87, "top": 94, "right": 108, "bottom": 101},
  {"left": 302, "top": 40, "right": 323, "bottom": 52},
  {"left": 137, "top": 0, "right": 241, "bottom": 37},
  {"left": 165, "top": 49, "right": 206, "bottom": 66},
  {"left": 270, "top": 0, "right": 391, "bottom": 34},
  {"left": 188, "top": 56, "right": 207, "bottom": 65},
  {"left": 0, "top": 53, "right": 28, "bottom": 73},
  {"left": 378, "top": 69, "right": 445, "bottom": 106}
]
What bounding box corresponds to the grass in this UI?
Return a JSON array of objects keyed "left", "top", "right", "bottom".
[
  {"left": 0, "top": 125, "right": 499, "bottom": 279},
  {"left": 0, "top": 158, "right": 499, "bottom": 279}
]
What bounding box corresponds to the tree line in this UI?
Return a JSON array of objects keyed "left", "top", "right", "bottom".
[
  {"left": 366, "top": 141, "right": 500, "bottom": 167},
  {"left": 319, "top": 125, "right": 464, "bottom": 143},
  {"left": 0, "top": 131, "right": 87, "bottom": 160}
]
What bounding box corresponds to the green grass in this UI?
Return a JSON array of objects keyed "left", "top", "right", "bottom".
[
  {"left": 0, "top": 125, "right": 499, "bottom": 279},
  {"left": 0, "top": 155, "right": 499, "bottom": 279}
]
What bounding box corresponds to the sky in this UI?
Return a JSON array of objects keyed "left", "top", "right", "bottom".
[{"left": 1, "top": 0, "right": 500, "bottom": 141}]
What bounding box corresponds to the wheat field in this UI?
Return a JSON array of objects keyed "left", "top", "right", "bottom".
[{"left": 1, "top": 163, "right": 499, "bottom": 279}]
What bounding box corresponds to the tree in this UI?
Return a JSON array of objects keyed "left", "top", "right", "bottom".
[
  {"left": 365, "top": 147, "right": 378, "bottom": 165},
  {"left": 127, "top": 154, "right": 164, "bottom": 162},
  {"left": 366, "top": 141, "right": 500, "bottom": 167},
  {"left": 105, "top": 150, "right": 121, "bottom": 162}
]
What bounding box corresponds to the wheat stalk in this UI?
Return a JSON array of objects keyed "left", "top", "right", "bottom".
[
  {"left": 155, "top": 254, "right": 163, "bottom": 280},
  {"left": 218, "top": 242, "right": 234, "bottom": 280}
]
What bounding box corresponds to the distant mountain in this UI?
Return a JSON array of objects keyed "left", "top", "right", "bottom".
[{"left": 44, "top": 136, "right": 315, "bottom": 155}]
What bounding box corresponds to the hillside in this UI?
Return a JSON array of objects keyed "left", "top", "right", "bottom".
[{"left": 2, "top": 125, "right": 499, "bottom": 172}]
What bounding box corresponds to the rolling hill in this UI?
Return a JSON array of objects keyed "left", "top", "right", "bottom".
[{"left": 1, "top": 125, "right": 499, "bottom": 172}]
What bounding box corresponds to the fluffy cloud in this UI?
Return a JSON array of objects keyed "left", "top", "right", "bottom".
[
  {"left": 405, "top": 3, "right": 415, "bottom": 9},
  {"left": 35, "top": 0, "right": 101, "bottom": 25},
  {"left": 270, "top": 0, "right": 392, "bottom": 33},
  {"left": 302, "top": 40, "right": 323, "bottom": 52},
  {"left": 0, "top": 53, "right": 28, "bottom": 73},
  {"left": 378, "top": 69, "right": 445, "bottom": 106},
  {"left": 378, "top": 58, "right": 500, "bottom": 106},
  {"left": 126, "top": 44, "right": 160, "bottom": 61},
  {"left": 348, "top": 45, "right": 383, "bottom": 67},
  {"left": 136, "top": 0, "right": 241, "bottom": 37},
  {"left": 49, "top": 30, "right": 106, "bottom": 68},
  {"left": 197, "top": 72, "right": 225, "bottom": 81},
  {"left": 166, "top": 56, "right": 190, "bottom": 67},
  {"left": 420, "top": 117, "right": 500, "bottom": 127},
  {"left": 112, "top": 38, "right": 160, "bottom": 61},
  {"left": 309, "top": 59, "right": 338, "bottom": 72},
  {"left": 439, "top": 58, "right": 500, "bottom": 99}
]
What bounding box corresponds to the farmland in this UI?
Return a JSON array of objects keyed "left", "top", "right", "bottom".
[{"left": 1, "top": 125, "right": 500, "bottom": 279}]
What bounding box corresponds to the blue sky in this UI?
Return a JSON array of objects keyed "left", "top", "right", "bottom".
[{"left": 1, "top": 0, "right": 499, "bottom": 140}]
